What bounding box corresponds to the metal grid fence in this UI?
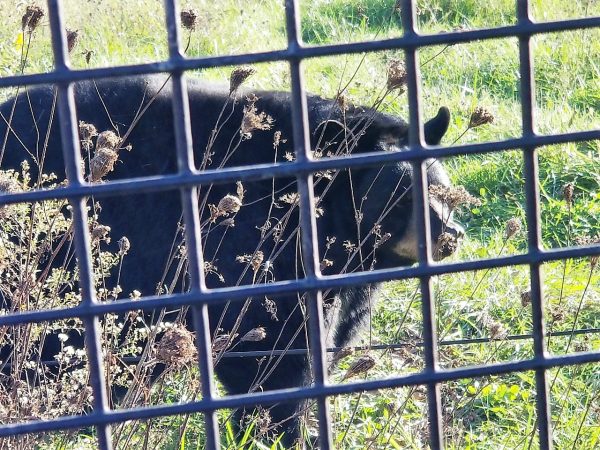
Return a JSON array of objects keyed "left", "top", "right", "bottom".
[{"left": 0, "top": 0, "right": 599, "bottom": 449}]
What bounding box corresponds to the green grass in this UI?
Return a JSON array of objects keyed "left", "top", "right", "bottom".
[{"left": 1, "top": 0, "right": 599, "bottom": 449}]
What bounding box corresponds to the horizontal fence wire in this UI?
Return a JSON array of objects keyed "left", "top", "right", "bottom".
[
  {"left": 0, "top": 0, "right": 599, "bottom": 449},
  {"left": 1, "top": 15, "right": 600, "bottom": 90},
  {"left": 5, "top": 326, "right": 598, "bottom": 369}
]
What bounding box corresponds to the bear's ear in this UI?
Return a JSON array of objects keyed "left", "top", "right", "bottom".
[{"left": 424, "top": 106, "right": 450, "bottom": 145}]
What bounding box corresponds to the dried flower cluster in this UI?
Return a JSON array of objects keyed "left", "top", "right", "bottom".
[
  {"left": 230, "top": 66, "right": 256, "bottom": 94},
  {"left": 273, "top": 130, "right": 285, "bottom": 149},
  {"left": 337, "top": 94, "right": 349, "bottom": 111},
  {"left": 320, "top": 258, "right": 334, "bottom": 271},
  {"left": 88, "top": 130, "right": 127, "bottom": 182},
  {"left": 435, "top": 232, "right": 458, "bottom": 257},
  {"left": 428, "top": 184, "right": 481, "bottom": 209},
  {"left": 386, "top": 59, "right": 408, "bottom": 92},
  {"left": 279, "top": 192, "right": 299, "bottom": 205},
  {"left": 481, "top": 313, "right": 508, "bottom": 340},
  {"left": 22, "top": 4, "right": 44, "bottom": 32},
  {"left": 96, "top": 130, "right": 120, "bottom": 149},
  {"left": 66, "top": 28, "right": 79, "bottom": 53},
  {"left": 241, "top": 327, "right": 267, "bottom": 342},
  {"left": 217, "top": 194, "right": 242, "bottom": 215},
  {"left": 90, "top": 148, "right": 118, "bottom": 181},
  {"left": 156, "top": 326, "right": 197, "bottom": 368},
  {"left": 180, "top": 8, "right": 198, "bottom": 31},
  {"left": 504, "top": 217, "right": 522, "bottom": 240},
  {"left": 79, "top": 121, "right": 98, "bottom": 151},
  {"left": 245, "top": 406, "right": 272, "bottom": 436},
  {"left": 236, "top": 251, "right": 264, "bottom": 272},
  {"left": 118, "top": 236, "right": 131, "bottom": 256},
  {"left": 91, "top": 224, "right": 111, "bottom": 244},
  {"left": 520, "top": 290, "right": 531, "bottom": 307},
  {"left": 342, "top": 354, "right": 376, "bottom": 380},
  {"left": 469, "top": 106, "right": 495, "bottom": 128},
  {"left": 563, "top": 182, "right": 574, "bottom": 208},
  {"left": 241, "top": 100, "right": 274, "bottom": 140},
  {"left": 212, "top": 333, "right": 236, "bottom": 353}
]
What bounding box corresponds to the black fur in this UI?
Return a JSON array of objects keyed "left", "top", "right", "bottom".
[{"left": 0, "top": 76, "right": 462, "bottom": 446}]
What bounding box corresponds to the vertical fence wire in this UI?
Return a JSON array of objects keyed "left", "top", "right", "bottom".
[
  {"left": 284, "top": 1, "right": 333, "bottom": 448},
  {"left": 517, "top": 1, "right": 553, "bottom": 449},
  {"left": 46, "top": 1, "right": 113, "bottom": 449},
  {"left": 163, "top": 1, "right": 221, "bottom": 449},
  {"left": 400, "top": 0, "right": 444, "bottom": 447}
]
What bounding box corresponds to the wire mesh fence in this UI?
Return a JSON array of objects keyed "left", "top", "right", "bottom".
[{"left": 0, "top": 0, "right": 599, "bottom": 449}]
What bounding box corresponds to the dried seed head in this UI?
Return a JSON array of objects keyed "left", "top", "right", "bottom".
[
  {"left": 487, "top": 320, "right": 507, "bottom": 340},
  {"left": 375, "top": 232, "right": 391, "bottom": 249},
  {"left": 217, "top": 194, "right": 242, "bottom": 215},
  {"left": 66, "top": 29, "right": 79, "bottom": 53},
  {"left": 263, "top": 297, "right": 278, "bottom": 321},
  {"left": 343, "top": 240, "right": 356, "bottom": 254},
  {"left": 229, "top": 66, "right": 257, "bottom": 94},
  {"left": 22, "top": 5, "right": 44, "bottom": 32},
  {"left": 156, "top": 326, "right": 197, "bottom": 368},
  {"left": 520, "top": 290, "right": 531, "bottom": 307},
  {"left": 236, "top": 181, "right": 245, "bottom": 202},
  {"left": 118, "top": 236, "right": 130, "bottom": 256},
  {"left": 96, "top": 130, "right": 120, "bottom": 150},
  {"left": 254, "top": 408, "right": 272, "bottom": 434},
  {"left": 251, "top": 251, "right": 264, "bottom": 272},
  {"left": 273, "top": 130, "right": 283, "bottom": 148},
  {"left": 429, "top": 184, "right": 481, "bottom": 209},
  {"left": 180, "top": 9, "right": 198, "bottom": 31},
  {"left": 84, "top": 50, "right": 94, "bottom": 64},
  {"left": 435, "top": 232, "right": 458, "bottom": 258},
  {"left": 91, "top": 224, "right": 111, "bottom": 242},
  {"left": 469, "top": 106, "right": 495, "bottom": 128},
  {"left": 320, "top": 258, "right": 334, "bottom": 271},
  {"left": 279, "top": 192, "right": 299, "bottom": 205},
  {"left": 235, "top": 251, "right": 264, "bottom": 272},
  {"left": 79, "top": 121, "right": 97, "bottom": 152},
  {"left": 563, "top": 182, "right": 574, "bottom": 207},
  {"left": 386, "top": 59, "right": 407, "bottom": 91},
  {"left": 241, "top": 327, "right": 267, "bottom": 342},
  {"left": 504, "top": 217, "right": 522, "bottom": 240},
  {"left": 551, "top": 307, "right": 565, "bottom": 322},
  {"left": 79, "top": 121, "right": 98, "bottom": 142},
  {"left": 89, "top": 148, "right": 118, "bottom": 181},
  {"left": 342, "top": 354, "right": 376, "bottom": 380},
  {"left": 337, "top": 94, "right": 349, "bottom": 111},
  {"left": 241, "top": 103, "right": 274, "bottom": 139},
  {"left": 212, "top": 334, "right": 236, "bottom": 353}
]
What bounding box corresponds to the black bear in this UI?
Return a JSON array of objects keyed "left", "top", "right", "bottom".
[{"left": 0, "top": 74, "right": 463, "bottom": 446}]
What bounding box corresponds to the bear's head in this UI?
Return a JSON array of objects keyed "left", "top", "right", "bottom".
[{"left": 319, "top": 106, "right": 463, "bottom": 271}]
